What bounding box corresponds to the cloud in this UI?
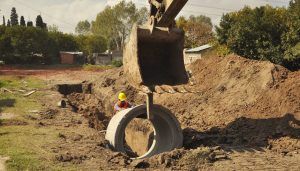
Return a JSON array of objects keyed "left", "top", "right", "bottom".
[{"left": 0, "top": 0, "right": 289, "bottom": 33}]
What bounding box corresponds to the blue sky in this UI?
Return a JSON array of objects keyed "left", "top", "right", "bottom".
[{"left": 0, "top": 0, "right": 290, "bottom": 33}]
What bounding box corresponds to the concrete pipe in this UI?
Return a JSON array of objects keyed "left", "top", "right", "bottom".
[{"left": 105, "top": 105, "right": 183, "bottom": 159}]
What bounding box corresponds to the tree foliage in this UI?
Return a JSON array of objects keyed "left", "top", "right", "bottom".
[
  {"left": 36, "top": 15, "right": 47, "bottom": 29},
  {"left": 0, "top": 25, "right": 81, "bottom": 64},
  {"left": 2, "top": 16, "right": 5, "bottom": 26},
  {"left": 7, "top": 20, "right": 11, "bottom": 27},
  {"left": 176, "top": 15, "right": 213, "bottom": 48},
  {"left": 216, "top": 2, "right": 300, "bottom": 70},
  {"left": 91, "top": 0, "right": 148, "bottom": 50},
  {"left": 75, "top": 20, "right": 91, "bottom": 35},
  {"left": 10, "top": 7, "right": 18, "bottom": 26},
  {"left": 0, "top": 1, "right": 147, "bottom": 65},
  {"left": 20, "top": 16, "right": 26, "bottom": 26},
  {"left": 76, "top": 35, "right": 107, "bottom": 55},
  {"left": 27, "top": 21, "right": 33, "bottom": 27}
]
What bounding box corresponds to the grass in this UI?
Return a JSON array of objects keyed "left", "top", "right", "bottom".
[
  {"left": 0, "top": 76, "right": 79, "bottom": 170},
  {"left": 82, "top": 64, "right": 114, "bottom": 71},
  {"left": 0, "top": 126, "right": 58, "bottom": 171},
  {"left": 1, "top": 63, "right": 120, "bottom": 73},
  {"left": 0, "top": 76, "right": 45, "bottom": 116},
  {"left": 0, "top": 76, "right": 45, "bottom": 89},
  {"left": 0, "top": 125, "right": 79, "bottom": 171}
]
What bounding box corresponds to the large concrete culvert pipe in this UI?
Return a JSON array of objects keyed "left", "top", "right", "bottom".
[{"left": 105, "top": 105, "right": 183, "bottom": 159}]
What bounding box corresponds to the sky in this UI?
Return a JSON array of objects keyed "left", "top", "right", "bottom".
[{"left": 0, "top": 0, "right": 290, "bottom": 33}]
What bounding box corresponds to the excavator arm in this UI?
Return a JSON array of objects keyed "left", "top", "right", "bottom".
[{"left": 149, "top": 0, "right": 188, "bottom": 28}]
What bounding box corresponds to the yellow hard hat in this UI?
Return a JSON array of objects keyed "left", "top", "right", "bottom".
[{"left": 118, "top": 92, "right": 127, "bottom": 101}]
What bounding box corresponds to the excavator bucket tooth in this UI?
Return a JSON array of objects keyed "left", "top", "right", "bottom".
[{"left": 123, "top": 25, "right": 188, "bottom": 87}]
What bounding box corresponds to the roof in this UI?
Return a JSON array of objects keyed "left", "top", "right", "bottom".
[{"left": 185, "top": 44, "right": 212, "bottom": 53}]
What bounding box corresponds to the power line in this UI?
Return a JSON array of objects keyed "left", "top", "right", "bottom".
[
  {"left": 261, "top": 0, "right": 290, "bottom": 4},
  {"left": 135, "top": 1, "right": 236, "bottom": 12},
  {"left": 185, "top": 3, "right": 236, "bottom": 12},
  {"left": 134, "top": 2, "right": 225, "bottom": 17}
]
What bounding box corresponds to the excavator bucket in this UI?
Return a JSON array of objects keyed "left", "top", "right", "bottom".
[{"left": 123, "top": 25, "right": 188, "bottom": 87}]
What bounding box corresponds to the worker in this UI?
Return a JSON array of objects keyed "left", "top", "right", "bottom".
[{"left": 114, "top": 92, "right": 132, "bottom": 113}]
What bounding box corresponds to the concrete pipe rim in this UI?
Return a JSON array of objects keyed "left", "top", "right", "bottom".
[{"left": 105, "top": 105, "right": 183, "bottom": 159}]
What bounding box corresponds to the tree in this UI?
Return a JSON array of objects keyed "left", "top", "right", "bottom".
[
  {"left": 48, "top": 24, "right": 59, "bottom": 32},
  {"left": 0, "top": 23, "right": 82, "bottom": 64},
  {"left": 7, "top": 20, "right": 11, "bottom": 27},
  {"left": 92, "top": 0, "right": 147, "bottom": 50},
  {"left": 176, "top": 16, "right": 188, "bottom": 29},
  {"left": 76, "top": 35, "right": 107, "bottom": 55},
  {"left": 176, "top": 15, "right": 213, "bottom": 48},
  {"left": 10, "top": 7, "right": 18, "bottom": 26},
  {"left": 136, "top": 7, "right": 148, "bottom": 25},
  {"left": 281, "top": 0, "right": 300, "bottom": 69},
  {"left": 2, "top": 16, "right": 5, "bottom": 26},
  {"left": 189, "top": 15, "right": 213, "bottom": 27},
  {"left": 36, "top": 15, "right": 46, "bottom": 29},
  {"left": 27, "top": 21, "right": 33, "bottom": 27},
  {"left": 75, "top": 20, "right": 91, "bottom": 35},
  {"left": 216, "top": 5, "right": 296, "bottom": 68},
  {"left": 0, "top": 26, "right": 14, "bottom": 61},
  {"left": 20, "top": 16, "right": 26, "bottom": 26}
]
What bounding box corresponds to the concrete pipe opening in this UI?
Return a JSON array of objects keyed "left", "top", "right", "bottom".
[{"left": 105, "top": 105, "right": 183, "bottom": 159}]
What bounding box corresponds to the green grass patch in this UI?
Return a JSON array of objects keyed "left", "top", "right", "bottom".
[
  {"left": 0, "top": 93, "right": 43, "bottom": 116},
  {"left": 0, "top": 125, "right": 77, "bottom": 171},
  {"left": 82, "top": 64, "right": 114, "bottom": 71},
  {"left": 0, "top": 76, "right": 45, "bottom": 89},
  {"left": 0, "top": 76, "right": 78, "bottom": 171},
  {"left": 0, "top": 76, "right": 46, "bottom": 115}
]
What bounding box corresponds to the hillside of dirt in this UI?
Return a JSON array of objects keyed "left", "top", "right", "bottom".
[{"left": 65, "top": 54, "right": 300, "bottom": 170}]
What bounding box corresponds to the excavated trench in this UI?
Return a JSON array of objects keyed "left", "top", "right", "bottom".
[
  {"left": 55, "top": 82, "right": 93, "bottom": 96},
  {"left": 56, "top": 83, "right": 182, "bottom": 158}
]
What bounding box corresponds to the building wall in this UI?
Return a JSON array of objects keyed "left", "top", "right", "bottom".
[
  {"left": 95, "top": 55, "right": 112, "bottom": 65},
  {"left": 184, "top": 53, "right": 202, "bottom": 64},
  {"left": 60, "top": 53, "right": 74, "bottom": 64},
  {"left": 112, "top": 50, "right": 123, "bottom": 61}
]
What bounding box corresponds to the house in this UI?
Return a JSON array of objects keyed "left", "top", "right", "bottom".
[
  {"left": 111, "top": 50, "right": 123, "bottom": 61},
  {"left": 184, "top": 44, "right": 212, "bottom": 64},
  {"left": 60, "top": 51, "right": 84, "bottom": 64},
  {"left": 94, "top": 51, "right": 112, "bottom": 65},
  {"left": 93, "top": 50, "right": 123, "bottom": 65}
]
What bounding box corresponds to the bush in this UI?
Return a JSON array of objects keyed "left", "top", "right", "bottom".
[{"left": 112, "top": 59, "right": 123, "bottom": 67}]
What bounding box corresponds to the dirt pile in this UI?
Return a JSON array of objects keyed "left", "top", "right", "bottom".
[{"left": 64, "top": 54, "right": 300, "bottom": 169}]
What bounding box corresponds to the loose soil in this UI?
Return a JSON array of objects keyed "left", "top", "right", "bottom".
[
  {"left": 1, "top": 55, "right": 300, "bottom": 170},
  {"left": 74, "top": 54, "right": 300, "bottom": 170}
]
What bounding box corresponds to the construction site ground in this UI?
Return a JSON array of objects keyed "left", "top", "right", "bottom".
[{"left": 0, "top": 55, "right": 300, "bottom": 170}]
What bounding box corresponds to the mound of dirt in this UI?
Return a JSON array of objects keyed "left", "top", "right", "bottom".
[{"left": 65, "top": 54, "right": 300, "bottom": 169}]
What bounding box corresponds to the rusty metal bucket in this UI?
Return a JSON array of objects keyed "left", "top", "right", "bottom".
[{"left": 123, "top": 25, "right": 188, "bottom": 87}]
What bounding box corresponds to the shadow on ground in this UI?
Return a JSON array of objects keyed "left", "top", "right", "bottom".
[
  {"left": 183, "top": 113, "right": 300, "bottom": 152},
  {"left": 0, "top": 99, "right": 16, "bottom": 113}
]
